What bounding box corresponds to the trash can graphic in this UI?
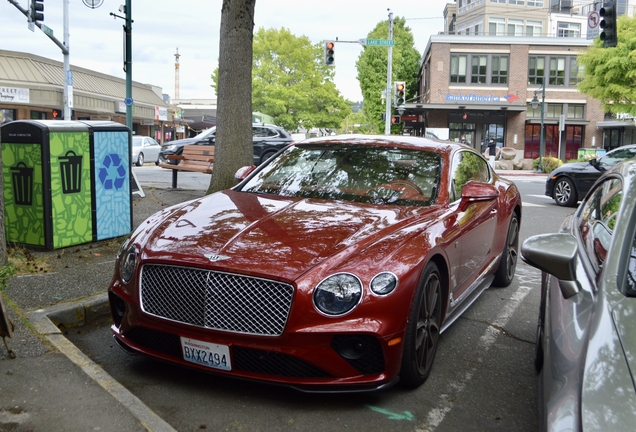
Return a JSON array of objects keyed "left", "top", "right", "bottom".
[
  {"left": 58, "top": 150, "right": 83, "bottom": 194},
  {"left": 11, "top": 162, "right": 33, "bottom": 206}
]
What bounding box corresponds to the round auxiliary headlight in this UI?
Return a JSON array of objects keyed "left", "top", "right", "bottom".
[
  {"left": 313, "top": 273, "right": 362, "bottom": 316},
  {"left": 370, "top": 272, "right": 398, "bottom": 295},
  {"left": 119, "top": 245, "right": 137, "bottom": 283}
]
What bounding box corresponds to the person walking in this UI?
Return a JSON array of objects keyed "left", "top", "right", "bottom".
[{"left": 487, "top": 138, "right": 497, "bottom": 168}]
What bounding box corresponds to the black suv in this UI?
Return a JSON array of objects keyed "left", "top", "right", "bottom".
[{"left": 158, "top": 124, "right": 294, "bottom": 166}]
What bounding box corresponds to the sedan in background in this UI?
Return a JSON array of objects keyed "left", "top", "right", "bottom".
[
  {"left": 132, "top": 136, "right": 161, "bottom": 166},
  {"left": 523, "top": 160, "right": 636, "bottom": 431},
  {"left": 545, "top": 144, "right": 636, "bottom": 207},
  {"left": 109, "top": 135, "right": 521, "bottom": 392}
]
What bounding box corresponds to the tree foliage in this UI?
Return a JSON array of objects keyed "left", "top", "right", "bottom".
[
  {"left": 355, "top": 17, "right": 421, "bottom": 133},
  {"left": 207, "top": 0, "right": 255, "bottom": 194},
  {"left": 577, "top": 15, "right": 636, "bottom": 115},
  {"left": 212, "top": 27, "right": 350, "bottom": 131}
]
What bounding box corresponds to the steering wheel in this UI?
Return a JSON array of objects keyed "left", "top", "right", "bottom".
[{"left": 366, "top": 180, "right": 424, "bottom": 200}]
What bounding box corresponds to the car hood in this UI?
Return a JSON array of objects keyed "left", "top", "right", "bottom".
[
  {"left": 138, "top": 190, "right": 432, "bottom": 281},
  {"left": 551, "top": 161, "right": 596, "bottom": 175}
]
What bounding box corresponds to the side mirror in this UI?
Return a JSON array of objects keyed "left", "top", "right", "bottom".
[
  {"left": 458, "top": 181, "right": 499, "bottom": 212},
  {"left": 521, "top": 233, "right": 581, "bottom": 298},
  {"left": 234, "top": 165, "right": 257, "bottom": 183}
]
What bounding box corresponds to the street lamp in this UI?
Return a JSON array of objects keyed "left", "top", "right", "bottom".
[{"left": 531, "top": 84, "right": 546, "bottom": 173}]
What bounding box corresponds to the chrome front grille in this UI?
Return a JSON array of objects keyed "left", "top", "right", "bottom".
[{"left": 140, "top": 264, "right": 294, "bottom": 336}]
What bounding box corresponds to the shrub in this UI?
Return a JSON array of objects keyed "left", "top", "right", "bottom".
[{"left": 532, "top": 156, "right": 562, "bottom": 173}]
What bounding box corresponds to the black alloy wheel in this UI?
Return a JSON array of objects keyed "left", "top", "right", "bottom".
[
  {"left": 493, "top": 212, "right": 519, "bottom": 287},
  {"left": 553, "top": 177, "right": 577, "bottom": 207},
  {"left": 399, "top": 262, "right": 442, "bottom": 388}
]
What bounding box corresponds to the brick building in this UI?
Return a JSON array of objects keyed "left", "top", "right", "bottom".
[{"left": 400, "top": 35, "right": 604, "bottom": 162}]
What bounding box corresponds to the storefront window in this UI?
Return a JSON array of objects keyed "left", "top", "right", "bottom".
[
  {"left": 0, "top": 109, "right": 15, "bottom": 125},
  {"left": 30, "top": 111, "right": 46, "bottom": 120}
]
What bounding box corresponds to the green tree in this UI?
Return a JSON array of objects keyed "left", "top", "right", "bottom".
[
  {"left": 212, "top": 28, "right": 350, "bottom": 131},
  {"left": 207, "top": 0, "right": 255, "bottom": 194},
  {"left": 356, "top": 16, "right": 421, "bottom": 134},
  {"left": 577, "top": 14, "right": 636, "bottom": 115},
  {"left": 340, "top": 110, "right": 375, "bottom": 134}
]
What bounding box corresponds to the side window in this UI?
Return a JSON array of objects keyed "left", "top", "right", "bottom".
[
  {"left": 265, "top": 127, "right": 279, "bottom": 137},
  {"left": 450, "top": 151, "right": 489, "bottom": 201},
  {"left": 578, "top": 177, "right": 622, "bottom": 272}
]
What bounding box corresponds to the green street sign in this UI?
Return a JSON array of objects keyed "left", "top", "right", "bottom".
[
  {"left": 41, "top": 24, "right": 53, "bottom": 37},
  {"left": 360, "top": 38, "right": 395, "bottom": 47}
]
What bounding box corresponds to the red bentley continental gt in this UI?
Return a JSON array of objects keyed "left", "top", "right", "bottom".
[{"left": 108, "top": 134, "right": 522, "bottom": 392}]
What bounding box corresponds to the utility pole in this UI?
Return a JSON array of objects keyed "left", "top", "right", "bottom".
[{"left": 384, "top": 10, "right": 394, "bottom": 136}]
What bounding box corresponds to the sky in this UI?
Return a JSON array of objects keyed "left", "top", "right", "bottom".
[{"left": 1, "top": 1, "right": 445, "bottom": 103}]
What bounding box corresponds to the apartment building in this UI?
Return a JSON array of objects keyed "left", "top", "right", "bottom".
[{"left": 400, "top": 1, "right": 636, "bottom": 160}]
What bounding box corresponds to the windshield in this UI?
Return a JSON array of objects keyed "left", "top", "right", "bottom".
[
  {"left": 240, "top": 144, "right": 441, "bottom": 206},
  {"left": 194, "top": 127, "right": 216, "bottom": 140}
]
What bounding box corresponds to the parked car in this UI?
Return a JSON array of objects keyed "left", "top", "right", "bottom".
[
  {"left": 131, "top": 135, "right": 161, "bottom": 166},
  {"left": 545, "top": 144, "right": 636, "bottom": 207},
  {"left": 109, "top": 135, "right": 522, "bottom": 392},
  {"left": 158, "top": 124, "right": 294, "bottom": 166},
  {"left": 522, "top": 159, "right": 636, "bottom": 431}
]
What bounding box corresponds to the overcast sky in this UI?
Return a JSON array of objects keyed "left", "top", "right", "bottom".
[{"left": 1, "top": 1, "right": 444, "bottom": 102}]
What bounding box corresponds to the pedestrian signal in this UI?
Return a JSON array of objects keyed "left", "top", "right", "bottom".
[{"left": 391, "top": 115, "right": 401, "bottom": 125}]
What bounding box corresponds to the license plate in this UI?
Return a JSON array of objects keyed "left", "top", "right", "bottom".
[{"left": 180, "top": 337, "right": 231, "bottom": 371}]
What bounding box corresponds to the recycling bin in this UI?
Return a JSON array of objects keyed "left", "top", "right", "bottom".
[{"left": 1, "top": 120, "right": 132, "bottom": 250}]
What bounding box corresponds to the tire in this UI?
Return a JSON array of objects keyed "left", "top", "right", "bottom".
[
  {"left": 553, "top": 177, "right": 577, "bottom": 207},
  {"left": 260, "top": 151, "right": 277, "bottom": 165},
  {"left": 399, "top": 262, "right": 443, "bottom": 388},
  {"left": 136, "top": 153, "right": 144, "bottom": 167},
  {"left": 493, "top": 212, "right": 519, "bottom": 287}
]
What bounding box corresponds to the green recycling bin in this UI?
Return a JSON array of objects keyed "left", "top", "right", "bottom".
[{"left": 1, "top": 120, "right": 132, "bottom": 250}]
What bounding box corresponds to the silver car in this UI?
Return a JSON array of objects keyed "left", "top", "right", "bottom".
[
  {"left": 132, "top": 135, "right": 161, "bottom": 166},
  {"left": 521, "top": 160, "right": 636, "bottom": 431}
]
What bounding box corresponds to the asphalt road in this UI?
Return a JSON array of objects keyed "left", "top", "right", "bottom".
[{"left": 67, "top": 172, "right": 569, "bottom": 432}]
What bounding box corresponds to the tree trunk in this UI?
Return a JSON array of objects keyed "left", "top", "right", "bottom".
[{"left": 206, "top": 0, "right": 256, "bottom": 195}]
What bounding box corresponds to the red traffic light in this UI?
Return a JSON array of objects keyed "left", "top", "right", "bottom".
[
  {"left": 396, "top": 83, "right": 405, "bottom": 92},
  {"left": 326, "top": 42, "right": 335, "bottom": 50}
]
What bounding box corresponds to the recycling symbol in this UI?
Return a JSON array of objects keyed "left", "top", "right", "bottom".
[{"left": 99, "top": 153, "right": 127, "bottom": 190}]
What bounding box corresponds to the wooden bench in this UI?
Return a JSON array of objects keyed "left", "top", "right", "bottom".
[{"left": 158, "top": 145, "right": 214, "bottom": 188}]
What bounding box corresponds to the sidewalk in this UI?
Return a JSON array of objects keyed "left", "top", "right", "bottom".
[
  {"left": 0, "top": 186, "right": 204, "bottom": 432},
  {"left": 0, "top": 168, "right": 542, "bottom": 431}
]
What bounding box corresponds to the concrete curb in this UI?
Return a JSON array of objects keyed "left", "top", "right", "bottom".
[{"left": 26, "top": 294, "right": 177, "bottom": 432}]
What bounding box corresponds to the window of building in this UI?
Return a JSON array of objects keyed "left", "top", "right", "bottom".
[
  {"left": 30, "top": 111, "right": 46, "bottom": 120},
  {"left": 530, "top": 55, "right": 579, "bottom": 87},
  {"left": 489, "top": 17, "right": 506, "bottom": 36},
  {"left": 451, "top": 55, "right": 467, "bottom": 83},
  {"left": 527, "top": 0, "right": 544, "bottom": 6},
  {"left": 569, "top": 57, "right": 582, "bottom": 86},
  {"left": 558, "top": 22, "right": 581, "bottom": 37},
  {"left": 471, "top": 56, "right": 487, "bottom": 84},
  {"left": 508, "top": 19, "right": 524, "bottom": 36},
  {"left": 450, "top": 54, "right": 509, "bottom": 86},
  {"left": 547, "top": 104, "right": 563, "bottom": 118},
  {"left": 526, "top": 20, "right": 543, "bottom": 36},
  {"left": 567, "top": 104, "right": 585, "bottom": 119},
  {"left": 549, "top": 57, "right": 566, "bottom": 86},
  {"left": 509, "top": 0, "right": 525, "bottom": 5},
  {"left": 528, "top": 56, "right": 545, "bottom": 85},
  {"left": 0, "top": 108, "right": 15, "bottom": 125},
  {"left": 491, "top": 56, "right": 508, "bottom": 84}
]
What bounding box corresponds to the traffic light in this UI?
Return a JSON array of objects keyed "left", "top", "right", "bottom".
[
  {"left": 30, "top": 0, "right": 44, "bottom": 23},
  {"left": 600, "top": 2, "right": 617, "bottom": 48},
  {"left": 324, "top": 40, "right": 335, "bottom": 66},
  {"left": 394, "top": 81, "right": 406, "bottom": 106},
  {"left": 391, "top": 115, "right": 401, "bottom": 125},
  {"left": 52, "top": 109, "right": 62, "bottom": 119}
]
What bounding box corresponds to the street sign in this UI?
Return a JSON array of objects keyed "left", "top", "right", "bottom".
[
  {"left": 587, "top": 11, "right": 600, "bottom": 40},
  {"left": 124, "top": 97, "right": 134, "bottom": 106},
  {"left": 359, "top": 38, "right": 395, "bottom": 47},
  {"left": 41, "top": 24, "right": 54, "bottom": 37}
]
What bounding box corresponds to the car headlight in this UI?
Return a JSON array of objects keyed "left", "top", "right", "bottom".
[
  {"left": 370, "top": 272, "right": 398, "bottom": 295},
  {"left": 119, "top": 245, "right": 138, "bottom": 283},
  {"left": 161, "top": 144, "right": 177, "bottom": 151},
  {"left": 313, "top": 273, "right": 362, "bottom": 316}
]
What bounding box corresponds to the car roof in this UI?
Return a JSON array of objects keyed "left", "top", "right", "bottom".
[{"left": 296, "top": 134, "right": 461, "bottom": 154}]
